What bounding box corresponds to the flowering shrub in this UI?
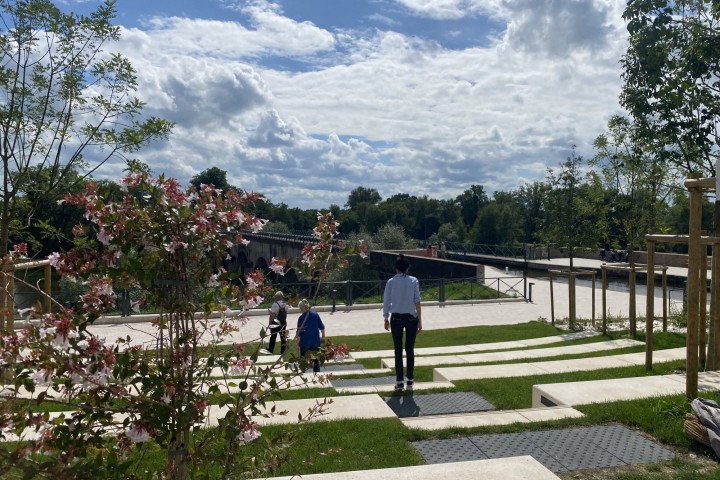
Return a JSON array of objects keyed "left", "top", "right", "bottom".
[
  {"left": 0, "top": 166, "right": 347, "bottom": 479},
  {"left": 300, "top": 212, "right": 368, "bottom": 299}
]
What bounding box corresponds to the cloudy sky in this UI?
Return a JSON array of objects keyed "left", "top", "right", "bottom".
[{"left": 57, "top": 0, "right": 629, "bottom": 209}]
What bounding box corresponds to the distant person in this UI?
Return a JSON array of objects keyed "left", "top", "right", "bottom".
[
  {"left": 295, "top": 298, "right": 326, "bottom": 373},
  {"left": 425, "top": 245, "right": 433, "bottom": 257},
  {"left": 440, "top": 242, "right": 447, "bottom": 259},
  {"left": 383, "top": 254, "right": 422, "bottom": 391},
  {"left": 266, "top": 291, "right": 289, "bottom": 355}
]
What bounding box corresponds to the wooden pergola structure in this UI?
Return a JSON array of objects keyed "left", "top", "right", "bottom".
[
  {"left": 644, "top": 175, "right": 720, "bottom": 398},
  {"left": 0, "top": 258, "right": 52, "bottom": 332}
]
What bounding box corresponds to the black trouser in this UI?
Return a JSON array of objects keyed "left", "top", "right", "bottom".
[
  {"left": 268, "top": 318, "right": 287, "bottom": 354},
  {"left": 390, "top": 314, "right": 419, "bottom": 383},
  {"left": 300, "top": 346, "right": 321, "bottom": 373}
]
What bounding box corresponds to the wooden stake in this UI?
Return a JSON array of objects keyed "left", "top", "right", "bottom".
[{"left": 646, "top": 239, "right": 655, "bottom": 370}]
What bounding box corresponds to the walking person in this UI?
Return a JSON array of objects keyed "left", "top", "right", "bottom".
[
  {"left": 383, "top": 254, "right": 422, "bottom": 391},
  {"left": 295, "top": 298, "right": 326, "bottom": 373},
  {"left": 266, "top": 291, "right": 289, "bottom": 355}
]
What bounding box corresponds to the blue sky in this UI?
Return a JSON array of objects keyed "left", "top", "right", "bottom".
[{"left": 54, "top": 0, "right": 629, "bottom": 209}]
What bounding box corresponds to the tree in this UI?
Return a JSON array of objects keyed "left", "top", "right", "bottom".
[
  {"left": 621, "top": 0, "right": 720, "bottom": 176},
  {"left": 470, "top": 194, "right": 522, "bottom": 246},
  {"left": 0, "top": 0, "right": 173, "bottom": 255},
  {"left": 455, "top": 185, "right": 489, "bottom": 229},
  {"left": 591, "top": 115, "right": 674, "bottom": 255},
  {"left": 542, "top": 147, "right": 600, "bottom": 269},
  {"left": 515, "top": 181, "right": 550, "bottom": 243},
  {"left": 190, "top": 166, "right": 230, "bottom": 191},
  {"left": 372, "top": 223, "right": 414, "bottom": 250},
  {"left": 0, "top": 168, "right": 353, "bottom": 479},
  {"left": 345, "top": 186, "right": 381, "bottom": 209}
]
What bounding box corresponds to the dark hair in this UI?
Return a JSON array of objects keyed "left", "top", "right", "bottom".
[{"left": 394, "top": 254, "right": 410, "bottom": 273}]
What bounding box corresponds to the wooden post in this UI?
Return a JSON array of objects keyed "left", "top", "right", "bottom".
[
  {"left": 710, "top": 245, "right": 720, "bottom": 371},
  {"left": 662, "top": 266, "right": 668, "bottom": 333},
  {"left": 550, "top": 272, "right": 555, "bottom": 326},
  {"left": 44, "top": 264, "right": 52, "bottom": 314},
  {"left": 6, "top": 274, "right": 13, "bottom": 333},
  {"left": 687, "top": 184, "right": 703, "bottom": 398},
  {"left": 602, "top": 264, "right": 607, "bottom": 335},
  {"left": 0, "top": 271, "right": 5, "bottom": 333},
  {"left": 701, "top": 247, "right": 709, "bottom": 366},
  {"left": 591, "top": 272, "right": 596, "bottom": 327},
  {"left": 629, "top": 265, "right": 637, "bottom": 337},
  {"left": 569, "top": 271, "right": 576, "bottom": 328},
  {"left": 646, "top": 239, "right": 655, "bottom": 370}
]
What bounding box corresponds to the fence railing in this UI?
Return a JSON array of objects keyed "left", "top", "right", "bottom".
[
  {"left": 445, "top": 242, "right": 527, "bottom": 260},
  {"left": 102, "top": 275, "right": 528, "bottom": 317}
]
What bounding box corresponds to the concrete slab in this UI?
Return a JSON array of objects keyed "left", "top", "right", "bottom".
[
  {"left": 397, "top": 339, "right": 644, "bottom": 368},
  {"left": 250, "top": 456, "right": 562, "bottom": 480},
  {"left": 348, "top": 331, "right": 602, "bottom": 361},
  {"left": 400, "top": 407, "right": 584, "bottom": 431},
  {"left": 434, "top": 347, "right": 686, "bottom": 382},
  {"left": 531, "top": 371, "right": 720, "bottom": 407},
  {"left": 530, "top": 356, "right": 638, "bottom": 374},
  {"left": 434, "top": 362, "right": 549, "bottom": 382},
  {"left": 207, "top": 393, "right": 396, "bottom": 427}
]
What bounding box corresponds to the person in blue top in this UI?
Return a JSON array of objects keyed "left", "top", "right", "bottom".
[
  {"left": 295, "top": 298, "right": 326, "bottom": 373},
  {"left": 383, "top": 254, "right": 422, "bottom": 391}
]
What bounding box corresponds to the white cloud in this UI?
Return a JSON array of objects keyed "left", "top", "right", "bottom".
[{"left": 93, "top": 0, "right": 632, "bottom": 210}]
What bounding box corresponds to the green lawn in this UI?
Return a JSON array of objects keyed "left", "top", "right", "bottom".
[
  {"left": 6, "top": 322, "right": 720, "bottom": 480},
  {"left": 247, "top": 324, "right": 719, "bottom": 479}
]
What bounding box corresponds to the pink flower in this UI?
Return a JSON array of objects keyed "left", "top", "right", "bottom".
[
  {"left": 17, "top": 307, "right": 36, "bottom": 318},
  {"left": 10, "top": 243, "right": 28, "bottom": 257},
  {"left": 237, "top": 421, "right": 262, "bottom": 443},
  {"left": 126, "top": 424, "right": 151, "bottom": 443},
  {"left": 164, "top": 239, "right": 188, "bottom": 253},
  {"left": 358, "top": 240, "right": 369, "bottom": 259},
  {"left": 48, "top": 252, "right": 60, "bottom": 267},
  {"left": 207, "top": 274, "right": 221, "bottom": 287},
  {"left": 97, "top": 228, "right": 114, "bottom": 245},
  {"left": 130, "top": 300, "right": 143, "bottom": 313},
  {"left": 229, "top": 357, "right": 252, "bottom": 376},
  {"left": 269, "top": 258, "right": 286, "bottom": 276}
]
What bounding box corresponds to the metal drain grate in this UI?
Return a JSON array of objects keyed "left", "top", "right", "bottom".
[
  {"left": 413, "top": 437, "right": 489, "bottom": 464},
  {"left": 382, "top": 392, "right": 495, "bottom": 418},
  {"left": 413, "top": 424, "right": 674, "bottom": 472}
]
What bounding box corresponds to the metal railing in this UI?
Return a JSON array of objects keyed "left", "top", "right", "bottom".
[
  {"left": 82, "top": 275, "right": 529, "bottom": 317},
  {"left": 445, "top": 242, "right": 527, "bottom": 259}
]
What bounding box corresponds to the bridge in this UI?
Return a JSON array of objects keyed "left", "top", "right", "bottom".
[{"left": 227, "top": 232, "right": 485, "bottom": 283}]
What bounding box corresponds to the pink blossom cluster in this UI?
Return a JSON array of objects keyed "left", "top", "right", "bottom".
[
  {"left": 80, "top": 277, "right": 117, "bottom": 317},
  {"left": 325, "top": 343, "right": 349, "bottom": 363}
]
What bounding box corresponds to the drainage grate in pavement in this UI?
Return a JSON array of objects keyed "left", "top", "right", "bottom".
[
  {"left": 412, "top": 424, "right": 674, "bottom": 472},
  {"left": 331, "top": 376, "right": 398, "bottom": 388},
  {"left": 412, "top": 437, "right": 489, "bottom": 464},
  {"left": 382, "top": 392, "right": 494, "bottom": 418}
]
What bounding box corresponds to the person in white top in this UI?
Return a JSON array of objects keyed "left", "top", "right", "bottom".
[{"left": 383, "top": 254, "right": 422, "bottom": 391}]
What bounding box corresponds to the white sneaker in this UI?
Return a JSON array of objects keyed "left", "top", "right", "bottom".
[
  {"left": 406, "top": 380, "right": 414, "bottom": 391},
  {"left": 258, "top": 348, "right": 271, "bottom": 355}
]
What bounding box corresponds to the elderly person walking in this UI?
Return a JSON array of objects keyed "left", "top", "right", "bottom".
[
  {"left": 266, "top": 291, "right": 289, "bottom": 355},
  {"left": 296, "top": 298, "right": 326, "bottom": 373},
  {"left": 383, "top": 254, "right": 422, "bottom": 391}
]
